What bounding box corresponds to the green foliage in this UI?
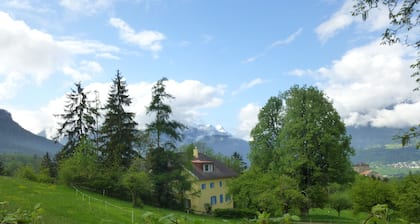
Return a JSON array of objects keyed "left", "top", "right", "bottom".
[
  {"left": 213, "top": 208, "right": 256, "bottom": 219},
  {"left": 55, "top": 82, "right": 99, "bottom": 161},
  {"left": 395, "top": 173, "right": 420, "bottom": 222},
  {"left": 328, "top": 192, "right": 352, "bottom": 217},
  {"left": 0, "top": 202, "right": 43, "bottom": 224},
  {"left": 351, "top": 176, "right": 396, "bottom": 213},
  {"left": 271, "top": 86, "right": 354, "bottom": 214},
  {"left": 58, "top": 138, "right": 103, "bottom": 188},
  {"left": 146, "top": 77, "right": 189, "bottom": 209},
  {"left": 146, "top": 77, "right": 186, "bottom": 149},
  {"left": 229, "top": 168, "right": 303, "bottom": 216},
  {"left": 0, "top": 154, "right": 41, "bottom": 177},
  {"left": 16, "top": 166, "right": 38, "bottom": 182},
  {"left": 0, "top": 159, "right": 4, "bottom": 176},
  {"left": 363, "top": 204, "right": 392, "bottom": 224},
  {"left": 100, "top": 70, "right": 138, "bottom": 168},
  {"left": 249, "top": 96, "right": 283, "bottom": 171},
  {"left": 40, "top": 152, "right": 56, "bottom": 180},
  {"left": 122, "top": 160, "right": 153, "bottom": 207}
]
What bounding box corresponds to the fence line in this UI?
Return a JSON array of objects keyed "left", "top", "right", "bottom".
[{"left": 72, "top": 186, "right": 135, "bottom": 224}]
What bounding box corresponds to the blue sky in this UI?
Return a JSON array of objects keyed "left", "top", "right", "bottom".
[{"left": 0, "top": 0, "right": 419, "bottom": 140}]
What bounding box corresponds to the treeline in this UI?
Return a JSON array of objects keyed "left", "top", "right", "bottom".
[
  {"left": 227, "top": 86, "right": 420, "bottom": 222},
  {"left": 0, "top": 71, "right": 246, "bottom": 211}
]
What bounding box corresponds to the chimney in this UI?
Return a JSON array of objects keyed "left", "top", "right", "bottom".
[{"left": 193, "top": 146, "right": 199, "bottom": 159}]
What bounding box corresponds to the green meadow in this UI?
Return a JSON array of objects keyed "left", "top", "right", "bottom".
[
  {"left": 0, "top": 176, "right": 378, "bottom": 224},
  {"left": 0, "top": 176, "right": 240, "bottom": 224}
]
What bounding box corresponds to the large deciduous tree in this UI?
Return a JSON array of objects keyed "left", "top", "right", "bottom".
[
  {"left": 352, "top": 0, "right": 420, "bottom": 148},
  {"left": 249, "top": 96, "right": 283, "bottom": 171},
  {"left": 100, "top": 70, "right": 138, "bottom": 168},
  {"left": 277, "top": 85, "right": 354, "bottom": 214},
  {"left": 55, "top": 82, "right": 98, "bottom": 161}
]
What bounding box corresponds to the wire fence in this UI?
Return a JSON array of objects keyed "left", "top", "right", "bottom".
[{"left": 72, "top": 186, "right": 135, "bottom": 224}]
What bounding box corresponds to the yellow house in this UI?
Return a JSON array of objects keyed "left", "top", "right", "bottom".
[{"left": 184, "top": 147, "right": 238, "bottom": 214}]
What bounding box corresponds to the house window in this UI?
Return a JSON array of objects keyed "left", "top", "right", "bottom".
[
  {"left": 210, "top": 182, "right": 214, "bottom": 188},
  {"left": 219, "top": 181, "right": 223, "bottom": 187},
  {"left": 203, "top": 163, "right": 214, "bottom": 173},
  {"left": 226, "top": 194, "right": 231, "bottom": 202},
  {"left": 220, "top": 194, "right": 224, "bottom": 203},
  {"left": 201, "top": 183, "right": 206, "bottom": 190},
  {"left": 210, "top": 196, "right": 217, "bottom": 205}
]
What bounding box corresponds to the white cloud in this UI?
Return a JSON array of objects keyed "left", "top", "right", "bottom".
[
  {"left": 315, "top": 0, "right": 389, "bottom": 42},
  {"left": 62, "top": 60, "right": 103, "bottom": 81},
  {"left": 0, "top": 11, "right": 69, "bottom": 99},
  {"left": 236, "top": 103, "right": 260, "bottom": 140},
  {"left": 312, "top": 39, "right": 419, "bottom": 128},
  {"left": 243, "top": 28, "right": 303, "bottom": 63},
  {"left": 109, "top": 17, "right": 165, "bottom": 57},
  {"left": 0, "top": 12, "right": 119, "bottom": 101},
  {"left": 232, "top": 78, "right": 265, "bottom": 95},
  {"left": 60, "top": 0, "right": 113, "bottom": 14}
]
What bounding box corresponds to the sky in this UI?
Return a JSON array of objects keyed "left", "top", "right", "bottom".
[{"left": 0, "top": 0, "right": 419, "bottom": 140}]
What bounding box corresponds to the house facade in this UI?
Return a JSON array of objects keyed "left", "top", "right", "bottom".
[{"left": 184, "top": 147, "right": 237, "bottom": 213}]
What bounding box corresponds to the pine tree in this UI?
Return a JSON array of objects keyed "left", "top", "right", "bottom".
[
  {"left": 41, "top": 152, "right": 56, "bottom": 178},
  {"left": 55, "top": 82, "right": 99, "bottom": 161},
  {"left": 145, "top": 77, "right": 188, "bottom": 208},
  {"left": 146, "top": 77, "right": 186, "bottom": 149},
  {"left": 100, "top": 70, "right": 138, "bottom": 168}
]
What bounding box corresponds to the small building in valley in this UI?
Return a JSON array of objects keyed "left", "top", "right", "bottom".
[{"left": 184, "top": 147, "right": 237, "bottom": 213}]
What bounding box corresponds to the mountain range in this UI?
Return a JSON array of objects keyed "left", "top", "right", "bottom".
[
  {"left": 0, "top": 108, "right": 419, "bottom": 164},
  {"left": 0, "top": 109, "right": 61, "bottom": 155}
]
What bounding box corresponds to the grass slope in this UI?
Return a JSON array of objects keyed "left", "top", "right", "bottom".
[{"left": 0, "top": 176, "right": 239, "bottom": 224}]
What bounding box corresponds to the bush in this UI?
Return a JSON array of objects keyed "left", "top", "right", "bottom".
[
  {"left": 16, "top": 166, "right": 38, "bottom": 182},
  {"left": 213, "top": 208, "right": 256, "bottom": 219}
]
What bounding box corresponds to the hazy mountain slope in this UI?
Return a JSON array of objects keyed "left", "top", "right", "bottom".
[
  {"left": 0, "top": 109, "right": 61, "bottom": 155},
  {"left": 347, "top": 126, "right": 420, "bottom": 163}
]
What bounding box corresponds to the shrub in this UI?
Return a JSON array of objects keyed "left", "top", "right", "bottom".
[
  {"left": 16, "top": 166, "right": 38, "bottom": 182},
  {"left": 213, "top": 208, "right": 256, "bottom": 219}
]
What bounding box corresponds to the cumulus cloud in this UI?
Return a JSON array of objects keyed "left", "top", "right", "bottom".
[
  {"left": 236, "top": 103, "right": 260, "bottom": 140},
  {"left": 232, "top": 78, "right": 265, "bottom": 95},
  {"left": 60, "top": 0, "right": 113, "bottom": 14},
  {"left": 0, "top": 12, "right": 119, "bottom": 101},
  {"left": 315, "top": 0, "right": 389, "bottom": 42},
  {"left": 109, "top": 17, "right": 165, "bottom": 57},
  {"left": 0, "top": 11, "right": 69, "bottom": 99},
  {"left": 243, "top": 28, "right": 302, "bottom": 63},
  {"left": 62, "top": 60, "right": 103, "bottom": 81},
  {"left": 313, "top": 40, "right": 419, "bottom": 128}
]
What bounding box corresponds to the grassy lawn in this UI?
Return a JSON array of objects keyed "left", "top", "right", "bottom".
[
  {"left": 0, "top": 176, "right": 240, "bottom": 224},
  {"left": 300, "top": 208, "right": 367, "bottom": 224}
]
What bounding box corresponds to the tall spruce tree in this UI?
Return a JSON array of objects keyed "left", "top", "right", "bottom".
[
  {"left": 146, "top": 77, "right": 188, "bottom": 208},
  {"left": 146, "top": 77, "right": 186, "bottom": 149},
  {"left": 100, "top": 70, "right": 138, "bottom": 168},
  {"left": 55, "top": 82, "right": 98, "bottom": 161}
]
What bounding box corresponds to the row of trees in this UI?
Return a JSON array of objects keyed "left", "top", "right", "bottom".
[{"left": 49, "top": 72, "right": 190, "bottom": 209}]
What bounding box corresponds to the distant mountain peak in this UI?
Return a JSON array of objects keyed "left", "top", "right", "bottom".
[
  {"left": 0, "top": 108, "right": 61, "bottom": 155},
  {"left": 0, "top": 109, "right": 12, "bottom": 120}
]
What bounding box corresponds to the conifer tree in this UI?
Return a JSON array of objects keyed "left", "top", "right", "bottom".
[
  {"left": 55, "top": 82, "right": 98, "bottom": 161},
  {"left": 145, "top": 77, "right": 188, "bottom": 208},
  {"left": 100, "top": 70, "right": 138, "bottom": 168}
]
